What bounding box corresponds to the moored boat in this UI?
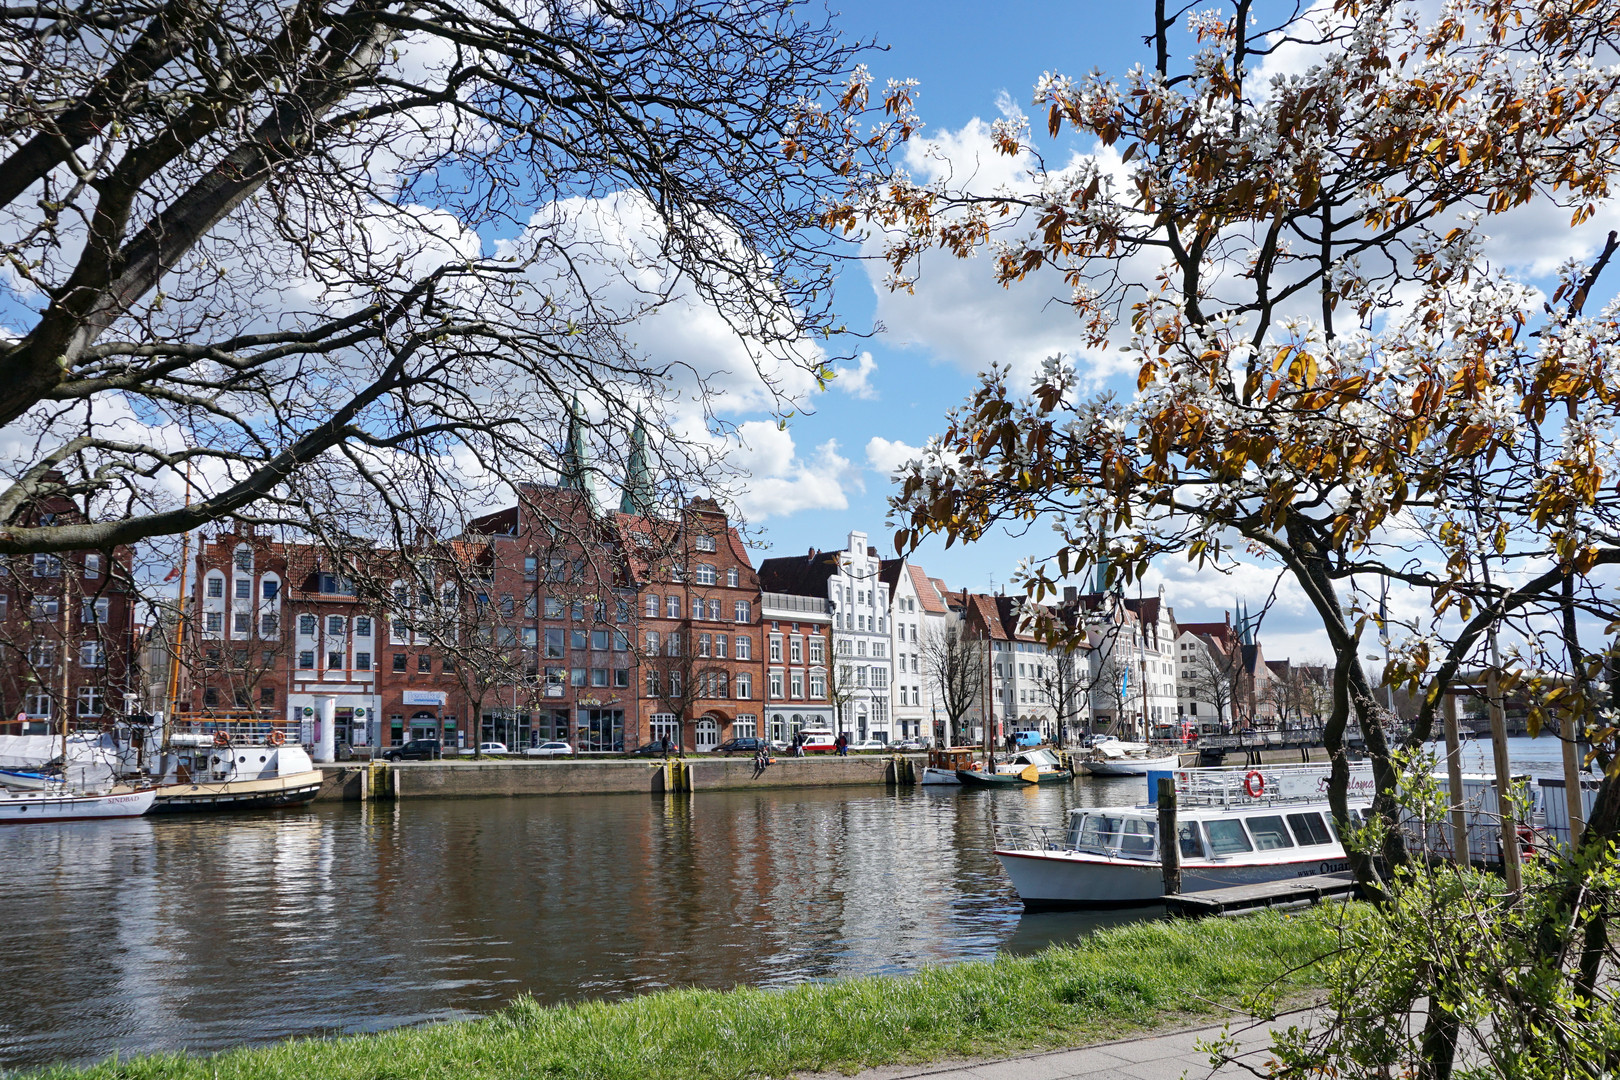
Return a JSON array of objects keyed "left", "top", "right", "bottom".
[
  {"left": 1079, "top": 740, "right": 1181, "bottom": 776},
  {"left": 0, "top": 785, "right": 156, "bottom": 822},
  {"left": 993, "top": 763, "right": 1373, "bottom": 907},
  {"left": 921, "top": 746, "right": 979, "bottom": 785},
  {"left": 957, "top": 748, "right": 1073, "bottom": 787},
  {"left": 150, "top": 731, "right": 324, "bottom": 813}
]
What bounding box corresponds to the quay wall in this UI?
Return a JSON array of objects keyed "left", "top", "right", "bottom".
[{"left": 314, "top": 754, "right": 922, "bottom": 801}]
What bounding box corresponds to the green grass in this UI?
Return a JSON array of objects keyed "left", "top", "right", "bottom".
[{"left": 41, "top": 909, "right": 1343, "bottom": 1080}]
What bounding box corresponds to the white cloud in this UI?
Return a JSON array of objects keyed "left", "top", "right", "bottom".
[
  {"left": 865, "top": 436, "right": 923, "bottom": 479},
  {"left": 830, "top": 352, "right": 878, "bottom": 400},
  {"left": 729, "top": 422, "right": 858, "bottom": 521}
]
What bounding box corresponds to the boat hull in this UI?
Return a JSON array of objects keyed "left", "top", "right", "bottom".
[
  {"left": 920, "top": 767, "right": 961, "bottom": 785},
  {"left": 1081, "top": 755, "right": 1181, "bottom": 776},
  {"left": 995, "top": 848, "right": 1353, "bottom": 909},
  {"left": 0, "top": 787, "right": 156, "bottom": 822},
  {"left": 150, "top": 769, "right": 325, "bottom": 813},
  {"left": 957, "top": 769, "right": 1073, "bottom": 787}
]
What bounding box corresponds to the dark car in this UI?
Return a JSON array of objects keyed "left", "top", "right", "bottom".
[
  {"left": 713, "top": 737, "right": 770, "bottom": 756},
  {"left": 386, "top": 739, "right": 442, "bottom": 762},
  {"left": 631, "top": 740, "right": 676, "bottom": 756}
]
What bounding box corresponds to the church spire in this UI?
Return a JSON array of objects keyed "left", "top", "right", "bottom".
[
  {"left": 619, "top": 413, "right": 655, "bottom": 516},
  {"left": 560, "top": 394, "right": 597, "bottom": 512}
]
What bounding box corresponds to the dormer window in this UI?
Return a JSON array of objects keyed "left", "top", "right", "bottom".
[{"left": 694, "top": 535, "right": 717, "bottom": 553}]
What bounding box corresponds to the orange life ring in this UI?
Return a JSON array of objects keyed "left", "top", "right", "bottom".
[
  {"left": 1243, "top": 770, "right": 1265, "bottom": 798},
  {"left": 213, "top": 731, "right": 231, "bottom": 748},
  {"left": 267, "top": 730, "right": 286, "bottom": 747}
]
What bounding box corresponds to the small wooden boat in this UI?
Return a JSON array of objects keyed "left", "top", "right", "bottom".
[{"left": 958, "top": 748, "right": 1073, "bottom": 787}]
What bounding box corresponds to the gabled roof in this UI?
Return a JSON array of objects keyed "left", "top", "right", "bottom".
[
  {"left": 910, "top": 565, "right": 947, "bottom": 614},
  {"left": 962, "top": 592, "right": 1011, "bottom": 640},
  {"left": 1178, "top": 621, "right": 1239, "bottom": 652},
  {"left": 878, "top": 558, "right": 906, "bottom": 592}
]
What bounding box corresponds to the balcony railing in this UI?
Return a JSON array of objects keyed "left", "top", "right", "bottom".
[{"left": 761, "top": 592, "right": 829, "bottom": 615}]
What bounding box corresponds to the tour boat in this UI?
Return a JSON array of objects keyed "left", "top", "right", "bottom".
[
  {"left": 0, "top": 785, "right": 156, "bottom": 822},
  {"left": 993, "top": 763, "right": 1374, "bottom": 907},
  {"left": 149, "top": 733, "right": 324, "bottom": 813},
  {"left": 957, "top": 748, "right": 1074, "bottom": 787},
  {"left": 1079, "top": 740, "right": 1182, "bottom": 776}
]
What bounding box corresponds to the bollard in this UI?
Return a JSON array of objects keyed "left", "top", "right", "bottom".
[{"left": 1158, "top": 777, "right": 1181, "bottom": 897}]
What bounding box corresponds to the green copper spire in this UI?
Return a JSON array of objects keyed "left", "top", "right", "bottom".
[
  {"left": 560, "top": 394, "right": 597, "bottom": 512},
  {"left": 619, "top": 413, "right": 655, "bottom": 516}
]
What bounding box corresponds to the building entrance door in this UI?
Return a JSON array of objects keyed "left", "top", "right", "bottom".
[{"left": 695, "top": 717, "right": 720, "bottom": 752}]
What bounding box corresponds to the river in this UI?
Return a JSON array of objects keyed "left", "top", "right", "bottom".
[{"left": 0, "top": 736, "right": 1582, "bottom": 1073}]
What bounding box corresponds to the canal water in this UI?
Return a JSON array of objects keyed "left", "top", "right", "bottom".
[
  {"left": 0, "top": 776, "right": 1149, "bottom": 1073},
  {"left": 0, "top": 736, "right": 1581, "bottom": 1073}
]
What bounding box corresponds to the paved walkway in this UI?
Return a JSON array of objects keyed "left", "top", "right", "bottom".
[{"left": 801, "top": 1010, "right": 1309, "bottom": 1080}]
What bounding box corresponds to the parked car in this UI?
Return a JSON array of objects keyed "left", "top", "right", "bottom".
[
  {"left": 892, "top": 737, "right": 928, "bottom": 751},
  {"left": 630, "top": 740, "right": 675, "bottom": 756},
  {"left": 769, "top": 738, "right": 790, "bottom": 753},
  {"left": 477, "top": 742, "right": 509, "bottom": 755},
  {"left": 524, "top": 740, "right": 574, "bottom": 757},
  {"left": 1081, "top": 733, "right": 1119, "bottom": 748},
  {"left": 713, "top": 737, "right": 771, "bottom": 755},
  {"left": 386, "top": 739, "right": 442, "bottom": 761},
  {"left": 849, "top": 738, "right": 887, "bottom": 752}
]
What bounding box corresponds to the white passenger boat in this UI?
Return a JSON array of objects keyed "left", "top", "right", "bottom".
[
  {"left": 150, "top": 732, "right": 324, "bottom": 813},
  {"left": 993, "top": 763, "right": 1374, "bottom": 908},
  {"left": 1079, "top": 740, "right": 1181, "bottom": 776},
  {"left": 0, "top": 785, "right": 156, "bottom": 822}
]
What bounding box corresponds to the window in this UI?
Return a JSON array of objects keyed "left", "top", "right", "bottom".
[
  {"left": 645, "top": 630, "right": 661, "bottom": 654},
  {"left": 500, "top": 594, "right": 515, "bottom": 617},
  {"left": 1246, "top": 816, "right": 1295, "bottom": 851},
  {"left": 645, "top": 594, "right": 660, "bottom": 618},
  {"left": 1287, "top": 812, "right": 1333, "bottom": 846},
  {"left": 354, "top": 616, "right": 371, "bottom": 637},
  {"left": 25, "top": 691, "right": 51, "bottom": 718},
  {"left": 591, "top": 668, "right": 609, "bottom": 687},
  {"left": 82, "top": 597, "right": 110, "bottom": 624},
  {"left": 326, "top": 650, "right": 344, "bottom": 670},
  {"left": 317, "top": 573, "right": 355, "bottom": 595},
  {"left": 698, "top": 634, "right": 711, "bottom": 658},
  {"left": 235, "top": 578, "right": 251, "bottom": 599},
  {"left": 706, "top": 599, "right": 721, "bottom": 621},
  {"left": 733, "top": 600, "right": 750, "bottom": 623},
  {"left": 324, "top": 616, "right": 343, "bottom": 637},
  {"left": 769, "top": 672, "right": 783, "bottom": 698},
  {"left": 300, "top": 651, "right": 317, "bottom": 670},
  {"left": 857, "top": 639, "right": 867, "bottom": 657},
  {"left": 571, "top": 667, "right": 586, "bottom": 686},
  {"left": 769, "top": 636, "right": 782, "bottom": 662},
  {"left": 33, "top": 553, "right": 62, "bottom": 577},
  {"left": 545, "top": 628, "right": 565, "bottom": 658},
  {"left": 522, "top": 626, "right": 538, "bottom": 650},
  {"left": 262, "top": 579, "right": 280, "bottom": 600},
  {"left": 0, "top": 593, "right": 6, "bottom": 618},
  {"left": 809, "top": 638, "right": 823, "bottom": 663},
  {"left": 545, "top": 596, "right": 564, "bottom": 619},
  {"left": 667, "top": 632, "right": 681, "bottom": 656},
  {"left": 789, "top": 637, "right": 802, "bottom": 663},
  {"left": 727, "top": 567, "right": 739, "bottom": 588},
  {"left": 232, "top": 546, "right": 253, "bottom": 572},
  {"left": 613, "top": 630, "right": 629, "bottom": 651},
  {"left": 735, "top": 635, "right": 751, "bottom": 660},
  {"left": 232, "top": 611, "right": 250, "bottom": 635},
  {"left": 614, "top": 669, "right": 630, "bottom": 688},
  {"left": 392, "top": 653, "right": 407, "bottom": 672},
  {"left": 299, "top": 614, "right": 317, "bottom": 636},
  {"left": 714, "top": 673, "right": 729, "bottom": 698},
  {"left": 666, "top": 595, "right": 680, "bottom": 619},
  {"left": 1203, "top": 820, "right": 1254, "bottom": 856},
  {"left": 418, "top": 654, "right": 432, "bottom": 673},
  {"left": 857, "top": 667, "right": 868, "bottom": 687},
  {"left": 736, "top": 672, "right": 752, "bottom": 698},
  {"left": 591, "top": 629, "right": 610, "bottom": 651},
  {"left": 72, "top": 685, "right": 104, "bottom": 717},
  {"left": 390, "top": 617, "right": 408, "bottom": 643},
  {"left": 810, "top": 672, "right": 825, "bottom": 697},
  {"left": 204, "top": 611, "right": 223, "bottom": 633},
  {"left": 84, "top": 554, "right": 101, "bottom": 579},
  {"left": 645, "top": 670, "right": 660, "bottom": 696},
  {"left": 569, "top": 627, "right": 588, "bottom": 651},
  {"left": 29, "top": 639, "right": 55, "bottom": 667},
  {"left": 733, "top": 714, "right": 757, "bottom": 738},
  {"left": 617, "top": 599, "right": 632, "bottom": 624},
  {"left": 668, "top": 671, "right": 682, "bottom": 695},
  {"left": 790, "top": 673, "right": 803, "bottom": 698},
  {"left": 694, "top": 535, "right": 717, "bottom": 553},
  {"left": 714, "top": 634, "right": 728, "bottom": 658},
  {"left": 524, "top": 556, "right": 538, "bottom": 581},
  {"left": 202, "top": 687, "right": 219, "bottom": 707},
  {"left": 355, "top": 652, "right": 371, "bottom": 671},
  {"left": 691, "top": 596, "right": 703, "bottom": 620},
  {"left": 260, "top": 613, "right": 279, "bottom": 637}
]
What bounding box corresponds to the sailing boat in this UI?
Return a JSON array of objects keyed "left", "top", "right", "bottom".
[{"left": 0, "top": 559, "right": 155, "bottom": 822}]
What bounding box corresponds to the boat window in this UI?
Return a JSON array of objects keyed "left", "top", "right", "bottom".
[
  {"left": 1074, "top": 814, "right": 1125, "bottom": 852},
  {"left": 1287, "top": 812, "right": 1333, "bottom": 846},
  {"left": 1247, "top": 815, "right": 1295, "bottom": 851},
  {"left": 1203, "top": 819, "right": 1254, "bottom": 856},
  {"left": 1119, "top": 818, "right": 1156, "bottom": 859},
  {"left": 1178, "top": 822, "right": 1204, "bottom": 859}
]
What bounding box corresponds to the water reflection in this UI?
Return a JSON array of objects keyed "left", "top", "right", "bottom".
[{"left": 0, "top": 778, "right": 1163, "bottom": 1072}]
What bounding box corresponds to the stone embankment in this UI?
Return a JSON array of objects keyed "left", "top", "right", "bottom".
[{"left": 314, "top": 752, "right": 925, "bottom": 801}]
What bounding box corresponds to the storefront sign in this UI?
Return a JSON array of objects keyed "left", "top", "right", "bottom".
[{"left": 402, "top": 691, "right": 445, "bottom": 706}]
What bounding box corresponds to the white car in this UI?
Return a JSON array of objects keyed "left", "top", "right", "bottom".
[
  {"left": 849, "top": 738, "right": 887, "bottom": 752},
  {"left": 524, "top": 740, "right": 574, "bottom": 757},
  {"left": 477, "top": 742, "right": 509, "bottom": 755}
]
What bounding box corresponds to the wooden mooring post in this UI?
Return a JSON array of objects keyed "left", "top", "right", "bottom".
[
  {"left": 1158, "top": 777, "right": 1181, "bottom": 897},
  {"left": 1442, "top": 691, "right": 1468, "bottom": 866}
]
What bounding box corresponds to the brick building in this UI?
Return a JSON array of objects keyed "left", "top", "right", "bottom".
[{"left": 0, "top": 490, "right": 138, "bottom": 731}]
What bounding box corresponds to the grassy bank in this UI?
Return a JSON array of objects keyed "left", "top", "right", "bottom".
[{"left": 44, "top": 909, "right": 1344, "bottom": 1080}]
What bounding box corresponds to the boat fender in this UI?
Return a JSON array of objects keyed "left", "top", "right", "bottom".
[
  {"left": 1243, "top": 770, "right": 1265, "bottom": 798},
  {"left": 267, "top": 730, "right": 286, "bottom": 747},
  {"left": 213, "top": 731, "right": 231, "bottom": 748}
]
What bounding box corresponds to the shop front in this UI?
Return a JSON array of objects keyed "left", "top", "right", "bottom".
[{"left": 575, "top": 705, "right": 623, "bottom": 752}]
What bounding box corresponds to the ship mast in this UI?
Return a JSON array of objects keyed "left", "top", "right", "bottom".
[{"left": 163, "top": 462, "right": 194, "bottom": 752}]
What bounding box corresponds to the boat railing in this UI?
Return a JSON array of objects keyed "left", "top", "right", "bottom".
[
  {"left": 1174, "top": 762, "right": 1375, "bottom": 809},
  {"left": 991, "top": 820, "right": 1067, "bottom": 852}
]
